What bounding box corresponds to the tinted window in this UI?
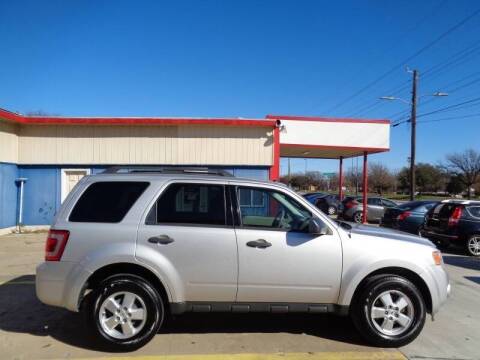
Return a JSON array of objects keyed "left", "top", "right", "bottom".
[
  {"left": 70, "top": 181, "right": 149, "bottom": 223},
  {"left": 381, "top": 199, "right": 397, "bottom": 207},
  {"left": 367, "top": 198, "right": 382, "bottom": 205},
  {"left": 414, "top": 203, "right": 437, "bottom": 213},
  {"left": 153, "top": 183, "right": 226, "bottom": 226},
  {"left": 237, "top": 187, "right": 312, "bottom": 232},
  {"left": 467, "top": 206, "right": 480, "bottom": 218},
  {"left": 431, "top": 203, "right": 460, "bottom": 218}
]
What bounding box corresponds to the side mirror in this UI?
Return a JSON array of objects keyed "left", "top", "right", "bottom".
[{"left": 309, "top": 218, "right": 330, "bottom": 235}]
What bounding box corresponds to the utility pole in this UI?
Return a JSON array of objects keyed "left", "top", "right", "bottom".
[{"left": 409, "top": 69, "right": 418, "bottom": 201}]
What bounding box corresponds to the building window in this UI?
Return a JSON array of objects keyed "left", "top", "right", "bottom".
[{"left": 239, "top": 188, "right": 265, "bottom": 208}]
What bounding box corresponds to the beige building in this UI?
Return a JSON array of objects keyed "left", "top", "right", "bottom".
[{"left": 0, "top": 108, "right": 389, "bottom": 229}]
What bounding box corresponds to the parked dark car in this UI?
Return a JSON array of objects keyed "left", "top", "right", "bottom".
[
  {"left": 381, "top": 200, "right": 438, "bottom": 236},
  {"left": 303, "top": 193, "right": 341, "bottom": 215},
  {"left": 303, "top": 192, "right": 326, "bottom": 204},
  {"left": 422, "top": 200, "right": 480, "bottom": 257}
]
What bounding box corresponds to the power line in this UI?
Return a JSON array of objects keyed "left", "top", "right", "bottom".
[
  {"left": 309, "top": 1, "right": 448, "bottom": 115},
  {"left": 323, "top": 7, "right": 480, "bottom": 114},
  {"left": 387, "top": 72, "right": 480, "bottom": 122},
  {"left": 392, "top": 95, "right": 480, "bottom": 126},
  {"left": 418, "top": 112, "right": 480, "bottom": 124}
]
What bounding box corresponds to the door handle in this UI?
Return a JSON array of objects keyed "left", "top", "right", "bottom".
[
  {"left": 148, "top": 235, "right": 174, "bottom": 245},
  {"left": 246, "top": 239, "right": 272, "bottom": 248}
]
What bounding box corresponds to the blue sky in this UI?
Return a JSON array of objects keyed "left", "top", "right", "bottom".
[{"left": 1, "top": 0, "right": 479, "bottom": 174}]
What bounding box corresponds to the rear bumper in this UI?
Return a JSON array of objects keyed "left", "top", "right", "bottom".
[{"left": 36, "top": 261, "right": 92, "bottom": 312}]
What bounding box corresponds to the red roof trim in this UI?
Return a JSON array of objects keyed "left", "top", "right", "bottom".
[
  {"left": 0, "top": 109, "right": 276, "bottom": 127},
  {"left": 266, "top": 114, "right": 390, "bottom": 124}
]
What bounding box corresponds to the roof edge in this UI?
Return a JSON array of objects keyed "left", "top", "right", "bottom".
[
  {"left": 266, "top": 114, "right": 390, "bottom": 124},
  {"left": 0, "top": 108, "right": 276, "bottom": 127}
]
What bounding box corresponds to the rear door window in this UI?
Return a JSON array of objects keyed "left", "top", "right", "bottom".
[
  {"left": 149, "top": 183, "right": 227, "bottom": 226},
  {"left": 69, "top": 181, "right": 149, "bottom": 223},
  {"left": 367, "top": 198, "right": 382, "bottom": 206}
]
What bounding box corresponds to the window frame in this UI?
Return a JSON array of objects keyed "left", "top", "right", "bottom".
[
  {"left": 145, "top": 181, "right": 232, "bottom": 228},
  {"left": 233, "top": 185, "right": 315, "bottom": 233}
]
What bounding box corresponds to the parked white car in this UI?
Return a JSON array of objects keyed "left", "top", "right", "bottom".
[{"left": 36, "top": 167, "right": 450, "bottom": 350}]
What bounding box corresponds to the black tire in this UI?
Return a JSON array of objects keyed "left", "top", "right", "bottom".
[
  {"left": 83, "top": 274, "right": 165, "bottom": 351},
  {"left": 353, "top": 211, "right": 363, "bottom": 223},
  {"left": 465, "top": 235, "right": 480, "bottom": 257},
  {"left": 351, "top": 275, "right": 426, "bottom": 347}
]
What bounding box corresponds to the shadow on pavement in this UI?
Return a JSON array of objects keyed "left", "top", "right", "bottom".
[
  {"left": 443, "top": 255, "right": 480, "bottom": 271},
  {"left": 0, "top": 275, "right": 366, "bottom": 352}
]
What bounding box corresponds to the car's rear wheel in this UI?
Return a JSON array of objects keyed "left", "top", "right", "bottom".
[
  {"left": 466, "top": 235, "right": 480, "bottom": 257},
  {"left": 327, "top": 205, "right": 337, "bottom": 216},
  {"left": 84, "top": 274, "right": 164, "bottom": 351},
  {"left": 351, "top": 275, "right": 426, "bottom": 347},
  {"left": 354, "top": 211, "right": 363, "bottom": 223}
]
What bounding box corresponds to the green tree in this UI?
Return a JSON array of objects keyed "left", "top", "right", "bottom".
[
  {"left": 415, "top": 163, "right": 446, "bottom": 193},
  {"left": 446, "top": 175, "right": 464, "bottom": 195}
]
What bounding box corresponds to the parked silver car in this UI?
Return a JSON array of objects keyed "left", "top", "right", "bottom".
[
  {"left": 343, "top": 196, "right": 398, "bottom": 223},
  {"left": 36, "top": 167, "right": 450, "bottom": 350}
]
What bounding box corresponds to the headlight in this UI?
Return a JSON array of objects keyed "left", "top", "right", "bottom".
[{"left": 432, "top": 250, "right": 443, "bottom": 265}]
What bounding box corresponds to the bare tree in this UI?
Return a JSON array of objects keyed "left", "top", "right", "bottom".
[
  {"left": 368, "top": 162, "right": 395, "bottom": 195},
  {"left": 444, "top": 149, "right": 480, "bottom": 199}
]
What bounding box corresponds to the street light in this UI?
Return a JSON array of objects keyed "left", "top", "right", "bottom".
[{"left": 380, "top": 71, "right": 448, "bottom": 201}]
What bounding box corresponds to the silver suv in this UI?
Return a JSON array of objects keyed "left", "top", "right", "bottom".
[{"left": 36, "top": 167, "right": 450, "bottom": 351}]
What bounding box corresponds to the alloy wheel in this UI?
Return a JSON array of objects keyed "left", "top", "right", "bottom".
[
  {"left": 328, "top": 206, "right": 336, "bottom": 215},
  {"left": 468, "top": 236, "right": 480, "bottom": 256},
  {"left": 99, "top": 291, "right": 147, "bottom": 340},
  {"left": 354, "top": 212, "right": 363, "bottom": 223},
  {"left": 370, "top": 290, "right": 414, "bottom": 336}
]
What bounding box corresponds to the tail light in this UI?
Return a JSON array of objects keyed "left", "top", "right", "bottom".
[
  {"left": 397, "top": 211, "right": 411, "bottom": 221},
  {"left": 345, "top": 200, "right": 358, "bottom": 209},
  {"left": 45, "top": 230, "right": 70, "bottom": 261},
  {"left": 448, "top": 207, "right": 463, "bottom": 227}
]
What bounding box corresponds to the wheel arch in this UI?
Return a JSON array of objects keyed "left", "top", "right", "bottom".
[
  {"left": 349, "top": 267, "right": 433, "bottom": 314},
  {"left": 81, "top": 262, "right": 171, "bottom": 311}
]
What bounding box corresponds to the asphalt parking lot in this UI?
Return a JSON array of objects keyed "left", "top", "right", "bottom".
[{"left": 1, "top": 232, "right": 479, "bottom": 360}]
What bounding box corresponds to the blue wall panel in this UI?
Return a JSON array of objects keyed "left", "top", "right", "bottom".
[
  {"left": 18, "top": 166, "right": 60, "bottom": 226},
  {"left": 0, "top": 162, "right": 19, "bottom": 228}
]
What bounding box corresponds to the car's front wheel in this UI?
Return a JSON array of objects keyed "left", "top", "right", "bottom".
[
  {"left": 84, "top": 274, "right": 165, "bottom": 351},
  {"left": 466, "top": 235, "right": 480, "bottom": 257},
  {"left": 351, "top": 275, "right": 426, "bottom": 347}
]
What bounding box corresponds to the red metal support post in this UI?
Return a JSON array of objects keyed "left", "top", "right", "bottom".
[
  {"left": 269, "top": 126, "right": 281, "bottom": 181},
  {"left": 362, "top": 152, "right": 368, "bottom": 224},
  {"left": 339, "top": 156, "right": 343, "bottom": 201}
]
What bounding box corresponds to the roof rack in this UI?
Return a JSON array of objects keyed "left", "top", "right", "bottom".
[{"left": 102, "top": 166, "right": 234, "bottom": 177}]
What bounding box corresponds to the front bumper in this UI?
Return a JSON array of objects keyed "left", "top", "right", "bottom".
[{"left": 426, "top": 263, "right": 450, "bottom": 314}]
